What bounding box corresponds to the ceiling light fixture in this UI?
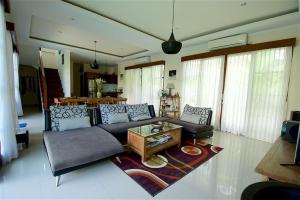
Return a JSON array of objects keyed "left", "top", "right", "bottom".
[
  {"left": 90, "top": 41, "right": 99, "bottom": 69},
  {"left": 162, "top": 0, "right": 182, "bottom": 54}
]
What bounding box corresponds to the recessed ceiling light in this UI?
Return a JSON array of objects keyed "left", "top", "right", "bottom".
[{"left": 240, "top": 2, "right": 247, "bottom": 6}]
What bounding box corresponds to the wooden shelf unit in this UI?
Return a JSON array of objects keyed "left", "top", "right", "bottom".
[{"left": 159, "top": 94, "right": 180, "bottom": 119}]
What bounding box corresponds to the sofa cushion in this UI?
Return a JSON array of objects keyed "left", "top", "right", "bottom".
[
  {"left": 107, "top": 113, "right": 129, "bottom": 124},
  {"left": 180, "top": 113, "right": 201, "bottom": 124},
  {"left": 43, "top": 127, "right": 123, "bottom": 173},
  {"left": 182, "top": 104, "right": 211, "bottom": 125},
  {"left": 99, "top": 104, "right": 126, "bottom": 124},
  {"left": 98, "top": 117, "right": 168, "bottom": 140},
  {"left": 126, "top": 103, "right": 151, "bottom": 121},
  {"left": 58, "top": 116, "right": 91, "bottom": 131},
  {"left": 131, "top": 114, "right": 152, "bottom": 121},
  {"left": 49, "top": 105, "right": 89, "bottom": 132},
  {"left": 167, "top": 119, "right": 213, "bottom": 134}
]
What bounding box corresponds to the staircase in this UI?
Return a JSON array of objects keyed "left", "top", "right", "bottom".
[
  {"left": 44, "top": 68, "right": 64, "bottom": 103},
  {"left": 39, "top": 68, "right": 64, "bottom": 109}
]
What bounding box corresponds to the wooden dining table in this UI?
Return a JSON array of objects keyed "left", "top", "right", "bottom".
[{"left": 53, "top": 96, "right": 127, "bottom": 106}]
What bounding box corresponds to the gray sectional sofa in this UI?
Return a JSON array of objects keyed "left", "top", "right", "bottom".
[{"left": 43, "top": 104, "right": 213, "bottom": 186}]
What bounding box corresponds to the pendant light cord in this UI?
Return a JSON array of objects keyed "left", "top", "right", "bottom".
[
  {"left": 94, "top": 41, "right": 96, "bottom": 59},
  {"left": 172, "top": 0, "right": 175, "bottom": 32}
]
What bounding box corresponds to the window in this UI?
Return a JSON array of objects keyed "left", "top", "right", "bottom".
[
  {"left": 221, "top": 47, "right": 292, "bottom": 142},
  {"left": 181, "top": 42, "right": 293, "bottom": 143},
  {"left": 182, "top": 56, "right": 224, "bottom": 128},
  {"left": 125, "top": 64, "right": 164, "bottom": 113}
]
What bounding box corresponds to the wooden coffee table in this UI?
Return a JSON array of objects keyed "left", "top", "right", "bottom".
[{"left": 127, "top": 122, "right": 182, "bottom": 162}]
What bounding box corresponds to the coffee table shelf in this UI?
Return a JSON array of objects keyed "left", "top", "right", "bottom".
[{"left": 127, "top": 123, "right": 182, "bottom": 162}]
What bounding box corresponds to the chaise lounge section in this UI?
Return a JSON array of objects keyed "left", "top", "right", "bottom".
[{"left": 43, "top": 105, "right": 124, "bottom": 186}]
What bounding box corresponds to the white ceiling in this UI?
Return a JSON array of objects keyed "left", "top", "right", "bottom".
[
  {"left": 68, "top": 0, "right": 298, "bottom": 41},
  {"left": 9, "top": 0, "right": 300, "bottom": 66},
  {"left": 30, "top": 15, "right": 145, "bottom": 57}
]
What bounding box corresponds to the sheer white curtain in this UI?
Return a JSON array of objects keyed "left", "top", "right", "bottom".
[
  {"left": 125, "top": 65, "right": 164, "bottom": 112},
  {"left": 0, "top": 2, "right": 19, "bottom": 164},
  {"left": 13, "top": 52, "right": 23, "bottom": 116},
  {"left": 141, "top": 65, "right": 164, "bottom": 113},
  {"left": 125, "top": 68, "right": 142, "bottom": 104},
  {"left": 182, "top": 56, "right": 224, "bottom": 128},
  {"left": 221, "top": 47, "right": 292, "bottom": 142}
]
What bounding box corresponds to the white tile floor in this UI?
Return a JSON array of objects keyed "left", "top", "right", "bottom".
[{"left": 0, "top": 107, "right": 272, "bottom": 200}]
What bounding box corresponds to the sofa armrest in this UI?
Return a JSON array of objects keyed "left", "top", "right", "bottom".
[
  {"left": 44, "top": 109, "right": 51, "bottom": 131},
  {"left": 148, "top": 105, "right": 156, "bottom": 118},
  {"left": 206, "top": 110, "right": 213, "bottom": 126}
]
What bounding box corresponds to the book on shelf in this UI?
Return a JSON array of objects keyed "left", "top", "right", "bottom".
[{"left": 147, "top": 134, "right": 172, "bottom": 148}]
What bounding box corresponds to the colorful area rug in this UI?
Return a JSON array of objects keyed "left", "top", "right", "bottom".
[{"left": 111, "top": 140, "right": 223, "bottom": 196}]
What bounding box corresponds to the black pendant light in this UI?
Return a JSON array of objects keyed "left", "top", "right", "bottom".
[
  {"left": 162, "top": 0, "right": 182, "bottom": 54},
  {"left": 90, "top": 41, "right": 99, "bottom": 69}
]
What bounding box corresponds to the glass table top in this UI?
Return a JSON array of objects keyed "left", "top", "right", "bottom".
[{"left": 128, "top": 122, "right": 182, "bottom": 137}]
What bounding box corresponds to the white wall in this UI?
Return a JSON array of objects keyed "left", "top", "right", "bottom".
[
  {"left": 57, "top": 50, "right": 71, "bottom": 97},
  {"left": 41, "top": 51, "right": 58, "bottom": 69},
  {"left": 118, "top": 25, "right": 300, "bottom": 118}
]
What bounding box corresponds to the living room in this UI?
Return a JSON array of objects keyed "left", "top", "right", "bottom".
[{"left": 1, "top": 0, "right": 300, "bottom": 199}]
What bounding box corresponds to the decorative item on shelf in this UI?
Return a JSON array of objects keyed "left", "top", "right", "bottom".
[
  {"left": 95, "top": 78, "right": 105, "bottom": 98},
  {"left": 90, "top": 41, "right": 99, "bottom": 69},
  {"left": 166, "top": 83, "right": 175, "bottom": 96},
  {"left": 159, "top": 89, "right": 168, "bottom": 98},
  {"left": 161, "top": 0, "right": 182, "bottom": 54}
]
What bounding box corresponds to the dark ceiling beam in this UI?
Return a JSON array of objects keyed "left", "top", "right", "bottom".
[
  {"left": 61, "top": 0, "right": 165, "bottom": 41},
  {"left": 181, "top": 38, "right": 296, "bottom": 62},
  {"left": 125, "top": 60, "right": 165, "bottom": 70}
]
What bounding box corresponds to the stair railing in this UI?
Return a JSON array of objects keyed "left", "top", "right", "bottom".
[{"left": 38, "top": 49, "right": 49, "bottom": 110}]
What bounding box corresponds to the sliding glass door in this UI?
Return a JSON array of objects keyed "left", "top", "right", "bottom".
[
  {"left": 125, "top": 64, "right": 164, "bottom": 112},
  {"left": 182, "top": 56, "right": 225, "bottom": 128},
  {"left": 221, "top": 47, "right": 292, "bottom": 142}
]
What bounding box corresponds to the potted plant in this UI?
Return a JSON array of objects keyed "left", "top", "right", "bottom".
[{"left": 95, "top": 78, "right": 105, "bottom": 98}]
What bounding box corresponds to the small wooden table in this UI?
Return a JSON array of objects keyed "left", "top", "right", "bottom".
[
  {"left": 255, "top": 137, "right": 300, "bottom": 185},
  {"left": 127, "top": 122, "right": 182, "bottom": 162}
]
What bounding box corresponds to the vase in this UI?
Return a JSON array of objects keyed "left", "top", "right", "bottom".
[{"left": 97, "top": 91, "right": 102, "bottom": 98}]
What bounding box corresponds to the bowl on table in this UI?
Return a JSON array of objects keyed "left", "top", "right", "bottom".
[{"left": 152, "top": 121, "right": 164, "bottom": 129}]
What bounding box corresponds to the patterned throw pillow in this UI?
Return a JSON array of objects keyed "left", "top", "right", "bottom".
[
  {"left": 99, "top": 104, "right": 126, "bottom": 124},
  {"left": 50, "top": 105, "right": 89, "bottom": 132},
  {"left": 126, "top": 103, "right": 151, "bottom": 121},
  {"left": 182, "top": 104, "right": 211, "bottom": 125},
  {"left": 107, "top": 113, "right": 129, "bottom": 124}
]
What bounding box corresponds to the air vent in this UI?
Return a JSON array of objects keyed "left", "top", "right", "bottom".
[{"left": 208, "top": 34, "right": 248, "bottom": 51}]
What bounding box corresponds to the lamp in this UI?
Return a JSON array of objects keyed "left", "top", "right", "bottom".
[
  {"left": 166, "top": 83, "right": 175, "bottom": 96},
  {"left": 161, "top": 0, "right": 182, "bottom": 54},
  {"left": 90, "top": 41, "right": 99, "bottom": 69}
]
